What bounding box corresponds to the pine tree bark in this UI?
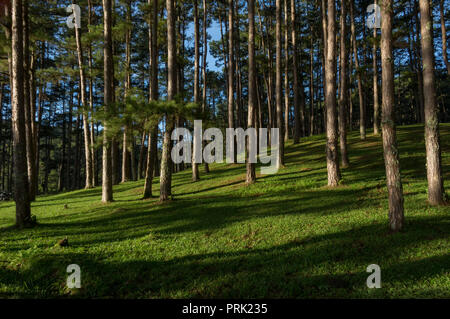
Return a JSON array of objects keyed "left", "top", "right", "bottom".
[
  {"left": 380, "top": 0, "right": 404, "bottom": 231},
  {"left": 419, "top": 0, "right": 446, "bottom": 205},
  {"left": 102, "top": 0, "right": 113, "bottom": 202},
  {"left": 246, "top": 0, "right": 256, "bottom": 184},
  {"left": 339, "top": 0, "right": 349, "bottom": 168},
  {"left": 11, "top": 0, "right": 32, "bottom": 227},
  {"left": 325, "top": 0, "right": 340, "bottom": 186}
]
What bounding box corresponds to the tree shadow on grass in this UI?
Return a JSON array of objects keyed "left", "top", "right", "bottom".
[{"left": 1, "top": 215, "right": 448, "bottom": 298}]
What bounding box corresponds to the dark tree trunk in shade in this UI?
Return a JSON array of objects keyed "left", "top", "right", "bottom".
[
  {"left": 246, "top": 0, "right": 256, "bottom": 184},
  {"left": 11, "top": 0, "right": 32, "bottom": 227},
  {"left": 143, "top": 0, "right": 158, "bottom": 199},
  {"left": 291, "top": 0, "right": 300, "bottom": 143},
  {"left": 275, "top": 0, "right": 284, "bottom": 169},
  {"left": 350, "top": 0, "right": 365, "bottom": 140},
  {"left": 419, "top": 0, "right": 446, "bottom": 205},
  {"left": 338, "top": 0, "right": 349, "bottom": 168},
  {"left": 160, "top": 0, "right": 176, "bottom": 201}
]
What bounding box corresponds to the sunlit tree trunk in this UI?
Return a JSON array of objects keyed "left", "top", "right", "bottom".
[
  {"left": 380, "top": 0, "right": 404, "bottom": 231},
  {"left": 325, "top": 0, "right": 340, "bottom": 186},
  {"left": 102, "top": 0, "right": 113, "bottom": 202},
  {"left": 73, "top": 0, "right": 93, "bottom": 189}
]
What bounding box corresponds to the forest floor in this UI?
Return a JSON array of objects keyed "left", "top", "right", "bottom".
[{"left": 0, "top": 124, "right": 449, "bottom": 298}]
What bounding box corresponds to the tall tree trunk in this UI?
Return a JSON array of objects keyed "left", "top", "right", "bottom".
[
  {"left": 439, "top": 0, "right": 450, "bottom": 75},
  {"left": 160, "top": 0, "right": 176, "bottom": 201},
  {"left": 11, "top": 0, "right": 32, "bottom": 227},
  {"left": 325, "top": 0, "right": 340, "bottom": 186},
  {"left": 339, "top": 0, "right": 349, "bottom": 168},
  {"left": 88, "top": 0, "right": 96, "bottom": 187},
  {"left": 102, "top": 0, "right": 113, "bottom": 202},
  {"left": 246, "top": 0, "right": 256, "bottom": 184},
  {"left": 373, "top": 2, "right": 380, "bottom": 136},
  {"left": 380, "top": 0, "right": 404, "bottom": 232},
  {"left": 22, "top": 0, "right": 36, "bottom": 201},
  {"left": 276, "top": 0, "right": 284, "bottom": 168},
  {"left": 310, "top": 26, "right": 315, "bottom": 136},
  {"left": 143, "top": 0, "right": 158, "bottom": 199},
  {"left": 227, "top": 0, "right": 235, "bottom": 162},
  {"left": 350, "top": 0, "right": 366, "bottom": 139},
  {"left": 291, "top": 0, "right": 300, "bottom": 143},
  {"left": 202, "top": 0, "right": 209, "bottom": 174},
  {"left": 283, "top": 0, "right": 289, "bottom": 142},
  {"left": 192, "top": 0, "right": 200, "bottom": 181},
  {"left": 122, "top": 0, "right": 132, "bottom": 184},
  {"left": 419, "top": 0, "right": 446, "bottom": 205},
  {"left": 74, "top": 0, "right": 93, "bottom": 189}
]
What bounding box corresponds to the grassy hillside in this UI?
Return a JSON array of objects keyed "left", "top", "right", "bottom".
[{"left": 0, "top": 124, "right": 449, "bottom": 298}]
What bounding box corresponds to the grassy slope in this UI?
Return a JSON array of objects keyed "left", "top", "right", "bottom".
[{"left": 0, "top": 124, "right": 449, "bottom": 298}]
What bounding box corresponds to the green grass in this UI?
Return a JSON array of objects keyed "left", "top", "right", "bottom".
[{"left": 0, "top": 124, "right": 449, "bottom": 298}]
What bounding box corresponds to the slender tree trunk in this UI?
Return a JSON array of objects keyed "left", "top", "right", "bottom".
[
  {"left": 419, "top": 0, "right": 446, "bottom": 205},
  {"left": 74, "top": 0, "right": 93, "bottom": 189},
  {"left": 310, "top": 26, "right": 315, "bottom": 136},
  {"left": 380, "top": 0, "right": 404, "bottom": 231},
  {"left": 325, "top": 0, "right": 341, "bottom": 186},
  {"left": 202, "top": 0, "right": 209, "bottom": 174},
  {"left": 11, "top": 0, "right": 32, "bottom": 227},
  {"left": 276, "top": 0, "right": 284, "bottom": 168},
  {"left": 192, "top": 0, "right": 200, "bottom": 181},
  {"left": 22, "top": 0, "right": 36, "bottom": 201},
  {"left": 350, "top": 0, "right": 366, "bottom": 139},
  {"left": 88, "top": 0, "right": 96, "bottom": 187},
  {"left": 227, "top": 0, "right": 235, "bottom": 162},
  {"left": 339, "top": 0, "right": 349, "bottom": 168},
  {"left": 439, "top": 0, "right": 450, "bottom": 75},
  {"left": 160, "top": 0, "right": 176, "bottom": 201},
  {"left": 283, "top": 0, "right": 289, "bottom": 142},
  {"left": 246, "top": 0, "right": 256, "bottom": 184},
  {"left": 122, "top": 0, "right": 132, "bottom": 184},
  {"left": 291, "top": 0, "right": 300, "bottom": 143},
  {"left": 102, "top": 0, "right": 113, "bottom": 202},
  {"left": 373, "top": 2, "right": 380, "bottom": 136},
  {"left": 143, "top": 0, "right": 158, "bottom": 199}
]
